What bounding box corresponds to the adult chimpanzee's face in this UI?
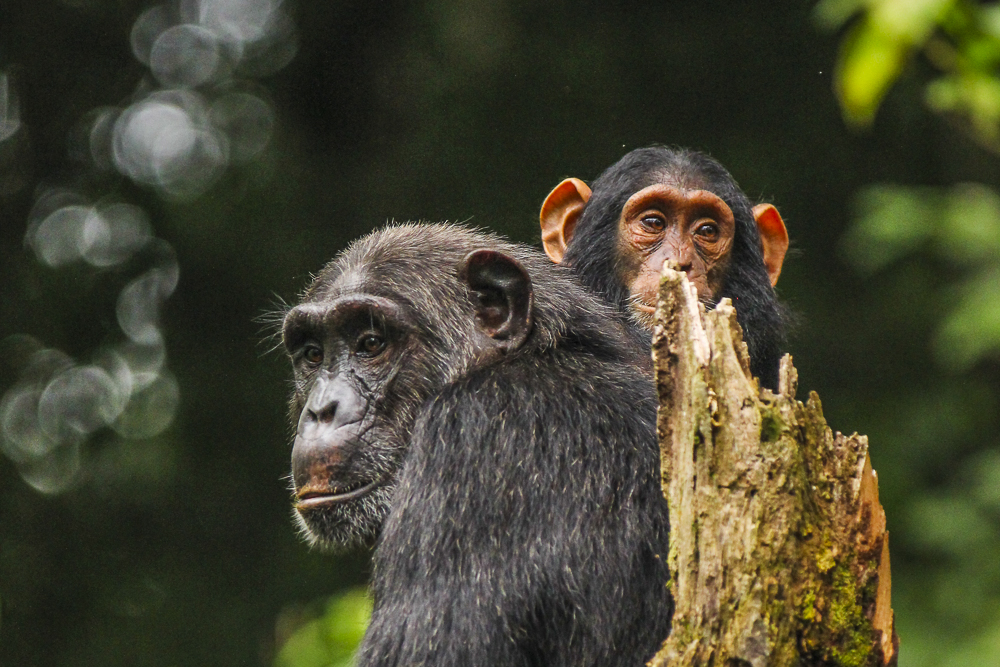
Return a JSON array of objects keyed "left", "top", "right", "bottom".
[
  {"left": 282, "top": 292, "right": 424, "bottom": 550},
  {"left": 615, "top": 183, "right": 735, "bottom": 323},
  {"left": 279, "top": 234, "right": 539, "bottom": 552}
]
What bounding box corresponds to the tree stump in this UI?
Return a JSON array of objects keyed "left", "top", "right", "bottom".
[{"left": 649, "top": 268, "right": 898, "bottom": 667}]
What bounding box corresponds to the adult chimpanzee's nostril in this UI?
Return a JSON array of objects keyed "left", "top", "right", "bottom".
[
  {"left": 301, "top": 407, "right": 325, "bottom": 425},
  {"left": 315, "top": 402, "right": 338, "bottom": 424}
]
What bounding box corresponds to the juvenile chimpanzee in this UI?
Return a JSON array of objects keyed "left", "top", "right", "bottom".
[
  {"left": 282, "top": 223, "right": 671, "bottom": 665},
  {"left": 540, "top": 145, "right": 789, "bottom": 389}
]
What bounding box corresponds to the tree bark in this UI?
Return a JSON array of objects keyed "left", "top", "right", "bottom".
[{"left": 649, "top": 268, "right": 898, "bottom": 667}]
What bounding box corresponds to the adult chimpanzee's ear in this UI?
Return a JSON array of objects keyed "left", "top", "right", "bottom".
[
  {"left": 458, "top": 250, "right": 534, "bottom": 350},
  {"left": 540, "top": 178, "right": 592, "bottom": 263},
  {"left": 752, "top": 203, "right": 789, "bottom": 287}
]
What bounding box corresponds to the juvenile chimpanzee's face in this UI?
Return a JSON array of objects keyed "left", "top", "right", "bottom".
[
  {"left": 282, "top": 290, "right": 430, "bottom": 550},
  {"left": 615, "top": 183, "right": 735, "bottom": 325},
  {"left": 539, "top": 146, "right": 790, "bottom": 389}
]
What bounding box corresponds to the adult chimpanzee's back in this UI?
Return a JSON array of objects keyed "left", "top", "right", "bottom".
[{"left": 281, "top": 224, "right": 671, "bottom": 666}]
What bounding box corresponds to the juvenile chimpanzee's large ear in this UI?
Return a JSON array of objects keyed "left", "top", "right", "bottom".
[
  {"left": 458, "top": 250, "right": 534, "bottom": 351},
  {"left": 752, "top": 203, "right": 789, "bottom": 287},
  {"left": 540, "top": 178, "right": 592, "bottom": 263}
]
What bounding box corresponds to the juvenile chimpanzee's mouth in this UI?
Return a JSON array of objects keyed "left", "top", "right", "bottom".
[
  {"left": 629, "top": 301, "right": 657, "bottom": 329},
  {"left": 295, "top": 478, "right": 382, "bottom": 509}
]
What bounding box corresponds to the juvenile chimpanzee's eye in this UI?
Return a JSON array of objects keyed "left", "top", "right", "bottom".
[
  {"left": 357, "top": 333, "right": 386, "bottom": 357},
  {"left": 639, "top": 215, "right": 666, "bottom": 233},
  {"left": 303, "top": 345, "right": 324, "bottom": 365},
  {"left": 694, "top": 221, "right": 719, "bottom": 241}
]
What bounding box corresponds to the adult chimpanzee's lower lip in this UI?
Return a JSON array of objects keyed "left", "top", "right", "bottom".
[
  {"left": 634, "top": 303, "right": 656, "bottom": 314},
  {"left": 295, "top": 479, "right": 381, "bottom": 509}
]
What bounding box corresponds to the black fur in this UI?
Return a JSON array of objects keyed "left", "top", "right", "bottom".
[
  {"left": 297, "top": 224, "right": 672, "bottom": 666},
  {"left": 563, "top": 146, "right": 787, "bottom": 390}
]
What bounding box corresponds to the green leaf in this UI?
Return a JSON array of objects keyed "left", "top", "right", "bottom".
[
  {"left": 836, "top": 22, "right": 911, "bottom": 126},
  {"left": 868, "top": 0, "right": 956, "bottom": 42},
  {"left": 978, "top": 4, "right": 1000, "bottom": 39},
  {"left": 909, "top": 494, "right": 995, "bottom": 552},
  {"left": 831, "top": 0, "right": 957, "bottom": 125},
  {"left": 925, "top": 74, "right": 963, "bottom": 112},
  {"left": 939, "top": 183, "right": 1000, "bottom": 263},
  {"left": 274, "top": 587, "right": 373, "bottom": 667}
]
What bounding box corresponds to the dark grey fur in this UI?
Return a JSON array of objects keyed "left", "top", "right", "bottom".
[{"left": 286, "top": 223, "right": 672, "bottom": 666}]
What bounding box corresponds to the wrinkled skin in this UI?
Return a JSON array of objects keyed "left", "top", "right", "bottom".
[
  {"left": 281, "top": 223, "right": 636, "bottom": 552},
  {"left": 615, "top": 182, "right": 736, "bottom": 322},
  {"left": 283, "top": 289, "right": 442, "bottom": 550}
]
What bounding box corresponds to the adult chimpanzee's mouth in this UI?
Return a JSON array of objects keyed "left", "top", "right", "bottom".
[{"left": 295, "top": 478, "right": 382, "bottom": 509}]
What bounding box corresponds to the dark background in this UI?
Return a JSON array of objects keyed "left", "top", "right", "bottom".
[{"left": 2, "top": 1, "right": 998, "bottom": 665}]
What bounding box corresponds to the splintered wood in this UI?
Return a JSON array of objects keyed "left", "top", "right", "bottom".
[{"left": 649, "top": 268, "right": 898, "bottom": 667}]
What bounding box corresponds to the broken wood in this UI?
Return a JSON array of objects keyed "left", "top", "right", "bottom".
[{"left": 649, "top": 268, "right": 898, "bottom": 667}]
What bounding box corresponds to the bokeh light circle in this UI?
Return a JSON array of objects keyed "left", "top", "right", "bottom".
[
  {"left": 30, "top": 204, "right": 91, "bottom": 267},
  {"left": 150, "top": 24, "right": 222, "bottom": 88},
  {"left": 112, "top": 94, "right": 227, "bottom": 198},
  {"left": 1, "top": 388, "right": 58, "bottom": 462},
  {"left": 37, "top": 365, "right": 126, "bottom": 441},
  {"left": 131, "top": 4, "right": 175, "bottom": 66},
  {"left": 80, "top": 203, "right": 153, "bottom": 268},
  {"left": 209, "top": 91, "right": 274, "bottom": 162},
  {"left": 113, "top": 372, "right": 180, "bottom": 439}
]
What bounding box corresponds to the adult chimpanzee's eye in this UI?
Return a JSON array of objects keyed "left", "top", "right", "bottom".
[
  {"left": 303, "top": 345, "right": 324, "bottom": 365},
  {"left": 694, "top": 221, "right": 719, "bottom": 241},
  {"left": 357, "top": 333, "right": 386, "bottom": 357}
]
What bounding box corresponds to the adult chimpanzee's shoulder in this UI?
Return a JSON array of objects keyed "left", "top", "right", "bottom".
[{"left": 412, "top": 351, "right": 658, "bottom": 481}]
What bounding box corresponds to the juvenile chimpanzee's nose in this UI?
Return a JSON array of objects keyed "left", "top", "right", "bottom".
[{"left": 661, "top": 229, "right": 694, "bottom": 273}]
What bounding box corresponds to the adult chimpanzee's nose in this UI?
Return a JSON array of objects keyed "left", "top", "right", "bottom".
[
  {"left": 297, "top": 374, "right": 366, "bottom": 436},
  {"left": 292, "top": 373, "right": 368, "bottom": 494}
]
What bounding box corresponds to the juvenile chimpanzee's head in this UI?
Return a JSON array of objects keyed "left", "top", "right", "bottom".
[
  {"left": 281, "top": 223, "right": 628, "bottom": 550},
  {"left": 539, "top": 145, "right": 789, "bottom": 389}
]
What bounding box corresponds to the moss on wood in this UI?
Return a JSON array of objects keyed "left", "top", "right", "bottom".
[{"left": 649, "top": 269, "right": 898, "bottom": 667}]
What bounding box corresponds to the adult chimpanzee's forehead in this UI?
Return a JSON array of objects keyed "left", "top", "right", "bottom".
[
  {"left": 310, "top": 223, "right": 518, "bottom": 300},
  {"left": 302, "top": 256, "right": 469, "bottom": 335}
]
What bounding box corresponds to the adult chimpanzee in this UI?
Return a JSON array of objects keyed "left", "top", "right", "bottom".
[
  {"left": 540, "top": 145, "right": 789, "bottom": 389},
  {"left": 282, "top": 223, "right": 671, "bottom": 666}
]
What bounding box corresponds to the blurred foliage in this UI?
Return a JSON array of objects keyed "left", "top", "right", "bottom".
[
  {"left": 840, "top": 183, "right": 1000, "bottom": 665},
  {"left": 843, "top": 183, "right": 1000, "bottom": 368},
  {"left": 274, "top": 587, "right": 371, "bottom": 667},
  {"left": 1, "top": 0, "right": 1000, "bottom": 665},
  {"left": 825, "top": 3, "right": 1000, "bottom": 664},
  {"left": 818, "top": 0, "right": 1000, "bottom": 149}
]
